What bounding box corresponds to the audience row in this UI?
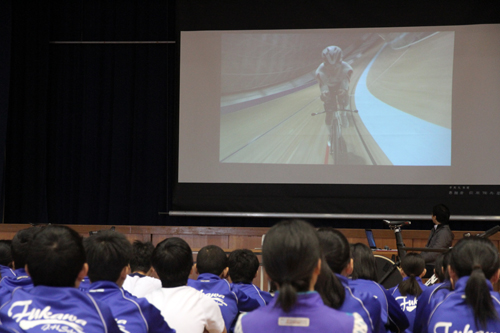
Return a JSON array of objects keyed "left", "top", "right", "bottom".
[{"left": 0, "top": 220, "right": 498, "bottom": 333}]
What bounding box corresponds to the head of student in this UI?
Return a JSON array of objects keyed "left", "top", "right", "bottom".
[
  {"left": 263, "top": 219, "right": 322, "bottom": 312},
  {"left": 398, "top": 253, "right": 426, "bottom": 297},
  {"left": 316, "top": 228, "right": 351, "bottom": 276},
  {"left": 152, "top": 237, "right": 193, "bottom": 288},
  {"left": 196, "top": 245, "right": 228, "bottom": 277},
  {"left": 130, "top": 240, "right": 155, "bottom": 274},
  {"left": 228, "top": 249, "right": 259, "bottom": 284},
  {"left": 0, "top": 240, "right": 13, "bottom": 268},
  {"left": 84, "top": 230, "right": 133, "bottom": 285},
  {"left": 26, "top": 225, "right": 86, "bottom": 287},
  {"left": 449, "top": 237, "right": 500, "bottom": 329},
  {"left": 350, "top": 243, "right": 377, "bottom": 281},
  {"left": 434, "top": 250, "right": 451, "bottom": 283},
  {"left": 432, "top": 204, "right": 450, "bottom": 225},
  {"left": 11, "top": 226, "right": 43, "bottom": 270}
]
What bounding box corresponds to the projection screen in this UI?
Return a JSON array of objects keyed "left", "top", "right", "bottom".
[{"left": 173, "top": 24, "right": 500, "bottom": 218}]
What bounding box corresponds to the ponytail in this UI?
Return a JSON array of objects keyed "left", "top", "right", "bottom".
[
  {"left": 315, "top": 259, "right": 345, "bottom": 309},
  {"left": 451, "top": 237, "right": 500, "bottom": 330},
  {"left": 398, "top": 274, "right": 423, "bottom": 297},
  {"left": 465, "top": 265, "right": 498, "bottom": 329},
  {"left": 399, "top": 253, "right": 425, "bottom": 297},
  {"left": 278, "top": 276, "right": 311, "bottom": 312},
  {"left": 278, "top": 280, "right": 297, "bottom": 313}
]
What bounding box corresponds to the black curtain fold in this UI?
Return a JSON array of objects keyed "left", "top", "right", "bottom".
[
  {"left": 43, "top": 45, "right": 169, "bottom": 225},
  {"left": 4, "top": 1, "right": 171, "bottom": 225},
  {"left": 5, "top": 1, "right": 51, "bottom": 224},
  {"left": 0, "top": 0, "right": 12, "bottom": 222}
]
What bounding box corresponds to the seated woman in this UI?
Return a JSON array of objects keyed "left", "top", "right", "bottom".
[
  {"left": 426, "top": 237, "right": 500, "bottom": 333},
  {"left": 412, "top": 251, "right": 452, "bottom": 333},
  {"left": 315, "top": 228, "right": 383, "bottom": 333},
  {"left": 389, "top": 253, "right": 427, "bottom": 333},
  {"left": 235, "top": 219, "right": 367, "bottom": 333},
  {"left": 349, "top": 243, "right": 409, "bottom": 333}
]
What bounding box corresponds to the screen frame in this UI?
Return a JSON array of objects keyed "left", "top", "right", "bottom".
[{"left": 171, "top": 1, "right": 500, "bottom": 221}]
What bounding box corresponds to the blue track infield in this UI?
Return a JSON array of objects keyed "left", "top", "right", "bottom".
[{"left": 355, "top": 46, "right": 452, "bottom": 166}]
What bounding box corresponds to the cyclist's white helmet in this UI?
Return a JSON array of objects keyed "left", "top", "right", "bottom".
[{"left": 322, "top": 46, "right": 343, "bottom": 65}]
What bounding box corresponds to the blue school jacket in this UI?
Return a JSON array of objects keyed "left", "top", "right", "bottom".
[
  {"left": 235, "top": 291, "right": 368, "bottom": 333},
  {"left": 412, "top": 281, "right": 451, "bottom": 333},
  {"left": 390, "top": 277, "right": 427, "bottom": 333},
  {"left": 0, "top": 265, "right": 16, "bottom": 280},
  {"left": 350, "top": 278, "right": 409, "bottom": 333},
  {"left": 0, "top": 285, "right": 121, "bottom": 332},
  {"left": 427, "top": 276, "right": 500, "bottom": 333},
  {"left": 88, "top": 281, "right": 175, "bottom": 333},
  {"left": 0, "top": 268, "right": 33, "bottom": 305},
  {"left": 188, "top": 273, "right": 260, "bottom": 332},
  {"left": 337, "top": 274, "right": 384, "bottom": 333},
  {"left": 231, "top": 283, "right": 273, "bottom": 307}
]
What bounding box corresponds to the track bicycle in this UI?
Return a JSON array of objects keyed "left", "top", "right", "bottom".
[{"left": 311, "top": 91, "right": 357, "bottom": 164}]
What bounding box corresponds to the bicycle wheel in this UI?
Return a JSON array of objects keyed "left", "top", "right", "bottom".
[{"left": 330, "top": 117, "right": 340, "bottom": 164}]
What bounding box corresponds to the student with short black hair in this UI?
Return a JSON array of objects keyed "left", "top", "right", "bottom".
[
  {"left": 122, "top": 240, "right": 162, "bottom": 297},
  {"left": 427, "top": 237, "right": 500, "bottom": 333},
  {"left": 228, "top": 249, "right": 273, "bottom": 306},
  {"left": 349, "top": 243, "right": 409, "bottom": 333},
  {"left": 0, "top": 227, "right": 41, "bottom": 304},
  {"left": 145, "top": 237, "right": 226, "bottom": 333},
  {"left": 131, "top": 240, "right": 155, "bottom": 273},
  {"left": 316, "top": 228, "right": 383, "bottom": 333},
  {"left": 0, "top": 225, "right": 121, "bottom": 332},
  {"left": 389, "top": 253, "right": 427, "bottom": 333},
  {"left": 196, "top": 245, "right": 228, "bottom": 275},
  {"left": 188, "top": 245, "right": 260, "bottom": 333},
  {"left": 84, "top": 230, "right": 175, "bottom": 333},
  {"left": 0, "top": 240, "right": 15, "bottom": 279},
  {"left": 235, "top": 219, "right": 367, "bottom": 333}
]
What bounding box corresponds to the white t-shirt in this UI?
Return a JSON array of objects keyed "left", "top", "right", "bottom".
[
  {"left": 122, "top": 274, "right": 162, "bottom": 298},
  {"left": 145, "top": 285, "right": 225, "bottom": 333}
]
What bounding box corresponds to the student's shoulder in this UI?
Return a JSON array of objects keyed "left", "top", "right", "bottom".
[
  {"left": 118, "top": 287, "right": 155, "bottom": 308},
  {"left": 238, "top": 306, "right": 366, "bottom": 333},
  {"left": 490, "top": 291, "right": 500, "bottom": 306},
  {"left": 148, "top": 285, "right": 210, "bottom": 302},
  {"left": 349, "top": 286, "right": 381, "bottom": 304},
  {"left": 0, "top": 286, "right": 29, "bottom": 310},
  {"left": 351, "top": 279, "right": 384, "bottom": 293}
]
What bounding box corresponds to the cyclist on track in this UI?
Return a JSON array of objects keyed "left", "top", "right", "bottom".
[{"left": 316, "top": 46, "right": 353, "bottom": 132}]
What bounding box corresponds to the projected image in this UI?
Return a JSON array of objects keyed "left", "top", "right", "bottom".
[{"left": 219, "top": 31, "right": 453, "bottom": 165}]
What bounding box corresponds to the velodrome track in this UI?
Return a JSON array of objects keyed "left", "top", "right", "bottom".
[{"left": 220, "top": 32, "right": 453, "bottom": 165}]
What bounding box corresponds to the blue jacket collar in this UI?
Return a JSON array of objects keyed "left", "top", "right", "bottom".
[
  {"left": 129, "top": 272, "right": 147, "bottom": 278},
  {"left": 454, "top": 275, "right": 493, "bottom": 292},
  {"left": 402, "top": 276, "right": 424, "bottom": 283},
  {"left": 197, "top": 273, "right": 222, "bottom": 282},
  {"left": 14, "top": 267, "right": 29, "bottom": 278},
  {"left": 335, "top": 273, "right": 350, "bottom": 286},
  {"left": 89, "top": 280, "right": 121, "bottom": 291}
]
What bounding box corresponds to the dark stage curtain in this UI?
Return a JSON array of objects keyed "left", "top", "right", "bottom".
[
  {"left": 4, "top": 0, "right": 173, "bottom": 225},
  {"left": 0, "top": 0, "right": 12, "bottom": 222},
  {"left": 5, "top": 1, "right": 50, "bottom": 224}
]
